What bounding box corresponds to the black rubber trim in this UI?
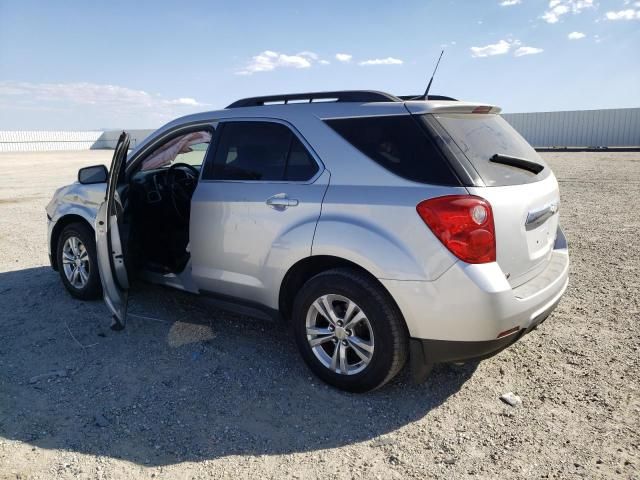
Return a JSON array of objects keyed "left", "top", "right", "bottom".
[
  {"left": 199, "top": 290, "right": 282, "bottom": 322},
  {"left": 411, "top": 331, "right": 522, "bottom": 366}
]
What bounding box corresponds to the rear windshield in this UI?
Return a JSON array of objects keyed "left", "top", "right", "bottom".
[
  {"left": 324, "top": 115, "right": 461, "bottom": 186},
  {"left": 427, "top": 113, "right": 550, "bottom": 187}
]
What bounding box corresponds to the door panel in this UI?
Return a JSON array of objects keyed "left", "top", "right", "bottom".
[
  {"left": 190, "top": 169, "right": 329, "bottom": 309},
  {"left": 96, "top": 132, "right": 130, "bottom": 328}
]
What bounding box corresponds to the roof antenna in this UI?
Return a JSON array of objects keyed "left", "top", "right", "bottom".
[{"left": 417, "top": 49, "right": 445, "bottom": 100}]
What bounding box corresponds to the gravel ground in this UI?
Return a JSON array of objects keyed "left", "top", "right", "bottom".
[{"left": 0, "top": 150, "right": 638, "bottom": 479}]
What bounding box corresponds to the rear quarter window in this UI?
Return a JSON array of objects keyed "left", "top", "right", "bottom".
[{"left": 324, "top": 115, "right": 461, "bottom": 186}]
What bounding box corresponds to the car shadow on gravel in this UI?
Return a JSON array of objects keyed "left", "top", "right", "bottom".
[{"left": 0, "top": 267, "right": 478, "bottom": 466}]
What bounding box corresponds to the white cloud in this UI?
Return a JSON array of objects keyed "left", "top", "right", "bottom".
[
  {"left": 167, "top": 97, "right": 200, "bottom": 106},
  {"left": 514, "top": 46, "right": 544, "bottom": 56},
  {"left": 335, "top": 53, "right": 353, "bottom": 62},
  {"left": 500, "top": 0, "right": 521, "bottom": 6},
  {"left": 236, "top": 50, "right": 405, "bottom": 73},
  {"left": 297, "top": 51, "right": 319, "bottom": 60},
  {"left": 236, "top": 50, "right": 316, "bottom": 75},
  {"left": 0, "top": 81, "right": 207, "bottom": 109},
  {"left": 542, "top": 0, "right": 594, "bottom": 23},
  {"left": 568, "top": 31, "right": 586, "bottom": 39},
  {"left": 0, "top": 81, "right": 209, "bottom": 128},
  {"left": 470, "top": 39, "right": 512, "bottom": 57},
  {"left": 358, "top": 57, "right": 404, "bottom": 66},
  {"left": 470, "top": 40, "right": 544, "bottom": 58},
  {"left": 440, "top": 40, "right": 457, "bottom": 48},
  {"left": 605, "top": 9, "right": 640, "bottom": 20},
  {"left": 542, "top": 4, "right": 569, "bottom": 23}
]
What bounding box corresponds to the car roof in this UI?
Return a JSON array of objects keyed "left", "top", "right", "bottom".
[
  {"left": 129, "top": 91, "right": 500, "bottom": 159},
  {"left": 162, "top": 94, "right": 501, "bottom": 127}
]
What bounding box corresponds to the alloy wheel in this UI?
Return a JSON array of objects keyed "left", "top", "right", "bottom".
[
  {"left": 62, "top": 236, "right": 90, "bottom": 289},
  {"left": 305, "top": 294, "right": 375, "bottom": 375}
]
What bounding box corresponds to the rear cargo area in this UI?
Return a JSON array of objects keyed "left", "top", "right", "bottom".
[{"left": 423, "top": 111, "right": 561, "bottom": 286}]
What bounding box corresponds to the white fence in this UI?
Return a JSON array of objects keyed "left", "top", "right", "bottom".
[
  {"left": 0, "top": 131, "right": 104, "bottom": 152},
  {"left": 0, "top": 129, "right": 153, "bottom": 152},
  {"left": 1, "top": 107, "right": 639, "bottom": 152}
]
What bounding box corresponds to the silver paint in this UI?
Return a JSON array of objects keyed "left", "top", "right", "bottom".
[{"left": 47, "top": 99, "right": 569, "bottom": 346}]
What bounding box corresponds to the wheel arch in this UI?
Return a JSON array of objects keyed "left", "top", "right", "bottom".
[
  {"left": 278, "top": 255, "right": 406, "bottom": 327},
  {"left": 50, "top": 214, "right": 94, "bottom": 271}
]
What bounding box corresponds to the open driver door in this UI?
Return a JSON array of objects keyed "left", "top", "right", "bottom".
[{"left": 96, "top": 132, "right": 130, "bottom": 330}]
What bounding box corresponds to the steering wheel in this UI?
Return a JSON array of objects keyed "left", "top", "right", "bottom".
[{"left": 166, "top": 162, "right": 199, "bottom": 220}]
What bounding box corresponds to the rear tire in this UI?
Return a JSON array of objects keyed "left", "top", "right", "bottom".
[
  {"left": 292, "top": 268, "right": 408, "bottom": 392},
  {"left": 56, "top": 222, "right": 102, "bottom": 300}
]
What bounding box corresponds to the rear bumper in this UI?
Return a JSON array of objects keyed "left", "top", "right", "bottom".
[
  {"left": 408, "top": 284, "right": 562, "bottom": 383},
  {"left": 410, "top": 292, "right": 559, "bottom": 366},
  {"left": 380, "top": 227, "right": 569, "bottom": 343}
]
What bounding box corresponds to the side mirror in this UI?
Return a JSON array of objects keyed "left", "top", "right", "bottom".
[{"left": 78, "top": 165, "right": 108, "bottom": 184}]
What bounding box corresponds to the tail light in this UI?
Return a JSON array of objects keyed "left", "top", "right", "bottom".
[{"left": 416, "top": 195, "right": 496, "bottom": 264}]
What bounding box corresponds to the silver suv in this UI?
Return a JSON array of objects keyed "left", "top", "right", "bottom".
[{"left": 46, "top": 91, "right": 569, "bottom": 392}]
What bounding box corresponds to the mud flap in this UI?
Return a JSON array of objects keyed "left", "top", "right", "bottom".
[{"left": 409, "top": 339, "right": 434, "bottom": 384}]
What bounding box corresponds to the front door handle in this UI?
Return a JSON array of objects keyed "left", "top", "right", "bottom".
[{"left": 266, "top": 194, "right": 299, "bottom": 209}]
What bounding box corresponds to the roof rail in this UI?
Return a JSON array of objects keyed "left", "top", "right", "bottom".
[
  {"left": 397, "top": 95, "right": 458, "bottom": 101},
  {"left": 226, "top": 90, "right": 401, "bottom": 108}
]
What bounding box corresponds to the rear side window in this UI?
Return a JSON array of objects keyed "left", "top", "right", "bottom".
[
  {"left": 428, "top": 113, "right": 550, "bottom": 187},
  {"left": 202, "top": 121, "right": 318, "bottom": 181},
  {"left": 324, "top": 115, "right": 460, "bottom": 185}
]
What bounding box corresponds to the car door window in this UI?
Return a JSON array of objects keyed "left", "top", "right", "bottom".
[
  {"left": 140, "top": 130, "right": 212, "bottom": 171},
  {"left": 203, "top": 121, "right": 318, "bottom": 181},
  {"left": 285, "top": 136, "right": 318, "bottom": 181}
]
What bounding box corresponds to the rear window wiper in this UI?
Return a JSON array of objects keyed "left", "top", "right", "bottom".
[{"left": 489, "top": 153, "right": 544, "bottom": 175}]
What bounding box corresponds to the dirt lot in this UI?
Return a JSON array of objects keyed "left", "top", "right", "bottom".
[{"left": 0, "top": 150, "right": 638, "bottom": 479}]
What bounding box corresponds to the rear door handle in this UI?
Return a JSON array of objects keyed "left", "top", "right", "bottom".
[{"left": 266, "top": 194, "right": 299, "bottom": 209}]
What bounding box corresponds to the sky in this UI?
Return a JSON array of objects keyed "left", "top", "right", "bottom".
[{"left": 0, "top": 0, "right": 639, "bottom": 130}]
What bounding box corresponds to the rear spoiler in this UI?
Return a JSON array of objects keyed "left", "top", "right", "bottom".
[{"left": 404, "top": 101, "right": 502, "bottom": 115}]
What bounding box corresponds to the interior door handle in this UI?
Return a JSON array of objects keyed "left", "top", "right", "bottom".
[{"left": 266, "top": 194, "right": 299, "bottom": 208}]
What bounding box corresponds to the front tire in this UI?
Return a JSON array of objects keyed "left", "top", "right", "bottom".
[
  {"left": 292, "top": 268, "right": 408, "bottom": 392},
  {"left": 56, "top": 222, "right": 102, "bottom": 300}
]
